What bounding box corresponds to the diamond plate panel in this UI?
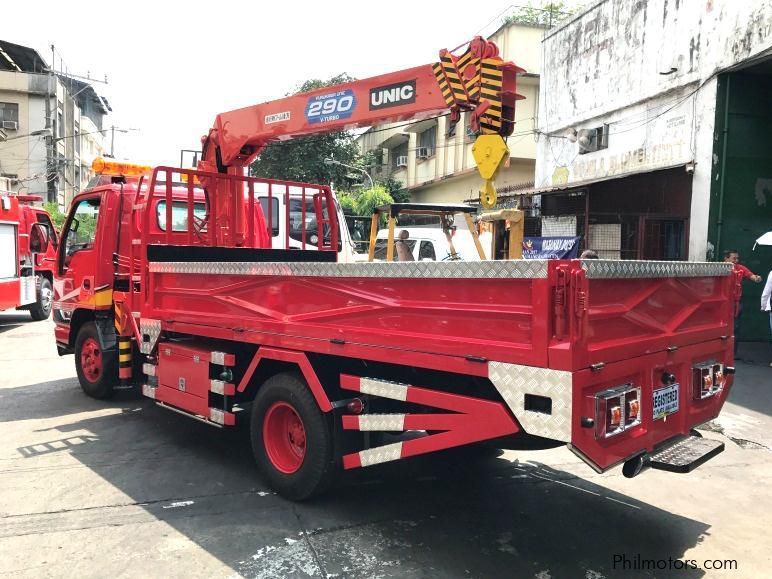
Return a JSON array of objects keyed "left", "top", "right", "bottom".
[
  {"left": 142, "top": 363, "right": 156, "bottom": 377},
  {"left": 651, "top": 437, "right": 723, "bottom": 467},
  {"left": 149, "top": 260, "right": 548, "bottom": 279},
  {"left": 359, "top": 441, "right": 404, "bottom": 467},
  {"left": 139, "top": 319, "right": 161, "bottom": 355},
  {"left": 488, "top": 362, "right": 573, "bottom": 442},
  {"left": 582, "top": 260, "right": 733, "bottom": 279},
  {"left": 360, "top": 378, "right": 408, "bottom": 401},
  {"left": 142, "top": 384, "right": 157, "bottom": 399},
  {"left": 358, "top": 414, "right": 406, "bottom": 431}
]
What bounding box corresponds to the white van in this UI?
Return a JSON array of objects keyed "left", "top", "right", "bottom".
[
  {"left": 373, "top": 227, "right": 482, "bottom": 261},
  {"left": 254, "top": 184, "right": 359, "bottom": 262}
]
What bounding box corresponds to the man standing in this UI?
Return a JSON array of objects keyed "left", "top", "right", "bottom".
[
  {"left": 762, "top": 269, "right": 772, "bottom": 367},
  {"left": 723, "top": 249, "right": 762, "bottom": 357}
]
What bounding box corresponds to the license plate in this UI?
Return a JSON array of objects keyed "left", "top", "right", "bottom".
[{"left": 653, "top": 383, "right": 679, "bottom": 420}]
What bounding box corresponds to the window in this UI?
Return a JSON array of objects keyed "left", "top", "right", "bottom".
[
  {"left": 392, "top": 143, "right": 408, "bottom": 170},
  {"left": 63, "top": 197, "right": 100, "bottom": 258},
  {"left": 373, "top": 238, "right": 416, "bottom": 261},
  {"left": 288, "top": 196, "right": 331, "bottom": 245},
  {"left": 418, "top": 125, "right": 437, "bottom": 157},
  {"left": 74, "top": 122, "right": 80, "bottom": 155},
  {"left": 57, "top": 108, "right": 64, "bottom": 139},
  {"left": 0, "top": 102, "right": 19, "bottom": 124},
  {"left": 259, "top": 196, "right": 280, "bottom": 236},
  {"left": 156, "top": 201, "right": 207, "bottom": 231},
  {"left": 465, "top": 112, "right": 475, "bottom": 139},
  {"left": 418, "top": 240, "right": 436, "bottom": 261}
]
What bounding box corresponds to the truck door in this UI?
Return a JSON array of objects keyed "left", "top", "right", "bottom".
[
  {"left": 34, "top": 211, "right": 59, "bottom": 269},
  {"left": 56, "top": 194, "right": 109, "bottom": 313}
]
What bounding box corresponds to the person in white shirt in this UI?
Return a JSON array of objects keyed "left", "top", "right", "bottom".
[{"left": 762, "top": 270, "right": 772, "bottom": 367}]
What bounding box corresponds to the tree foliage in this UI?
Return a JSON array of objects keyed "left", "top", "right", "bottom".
[
  {"left": 353, "top": 186, "right": 394, "bottom": 218},
  {"left": 43, "top": 201, "right": 66, "bottom": 231},
  {"left": 249, "top": 74, "right": 362, "bottom": 186},
  {"left": 338, "top": 193, "right": 356, "bottom": 215},
  {"left": 503, "top": 2, "right": 578, "bottom": 27},
  {"left": 381, "top": 177, "right": 410, "bottom": 204}
]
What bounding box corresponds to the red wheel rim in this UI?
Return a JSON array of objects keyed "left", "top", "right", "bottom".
[
  {"left": 263, "top": 402, "right": 306, "bottom": 474},
  {"left": 80, "top": 337, "right": 102, "bottom": 383}
]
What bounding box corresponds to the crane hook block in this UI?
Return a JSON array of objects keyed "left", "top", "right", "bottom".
[
  {"left": 472, "top": 134, "right": 509, "bottom": 208},
  {"left": 479, "top": 180, "right": 497, "bottom": 209}
]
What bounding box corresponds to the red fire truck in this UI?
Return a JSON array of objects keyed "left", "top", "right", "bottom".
[
  {"left": 53, "top": 38, "right": 736, "bottom": 500},
  {"left": 0, "top": 191, "right": 58, "bottom": 320}
]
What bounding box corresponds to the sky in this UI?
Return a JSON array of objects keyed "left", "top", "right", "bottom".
[{"left": 4, "top": 0, "right": 561, "bottom": 166}]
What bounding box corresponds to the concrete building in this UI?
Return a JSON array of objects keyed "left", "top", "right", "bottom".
[
  {"left": 0, "top": 40, "right": 109, "bottom": 207},
  {"left": 355, "top": 21, "right": 545, "bottom": 204},
  {"left": 533, "top": 0, "right": 772, "bottom": 340}
]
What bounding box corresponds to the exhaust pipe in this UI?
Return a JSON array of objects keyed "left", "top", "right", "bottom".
[{"left": 622, "top": 453, "right": 651, "bottom": 478}]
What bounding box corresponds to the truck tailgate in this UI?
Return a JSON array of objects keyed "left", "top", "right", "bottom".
[{"left": 548, "top": 260, "right": 735, "bottom": 371}]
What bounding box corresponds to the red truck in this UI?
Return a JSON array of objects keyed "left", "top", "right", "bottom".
[
  {"left": 53, "top": 38, "right": 735, "bottom": 500},
  {"left": 0, "top": 191, "right": 58, "bottom": 320}
]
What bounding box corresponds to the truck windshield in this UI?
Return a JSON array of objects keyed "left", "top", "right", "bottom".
[{"left": 157, "top": 201, "right": 207, "bottom": 232}]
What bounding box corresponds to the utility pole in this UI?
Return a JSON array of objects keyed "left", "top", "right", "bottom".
[
  {"left": 47, "top": 45, "right": 56, "bottom": 204},
  {"left": 106, "top": 126, "right": 138, "bottom": 158}
]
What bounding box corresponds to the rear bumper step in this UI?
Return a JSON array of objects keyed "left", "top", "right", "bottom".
[{"left": 649, "top": 436, "right": 724, "bottom": 473}]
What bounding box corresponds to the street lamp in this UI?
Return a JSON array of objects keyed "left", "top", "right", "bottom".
[
  {"left": 324, "top": 158, "right": 374, "bottom": 190},
  {"left": 0, "top": 128, "right": 52, "bottom": 143}
]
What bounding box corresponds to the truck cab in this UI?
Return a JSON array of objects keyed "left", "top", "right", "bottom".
[
  {"left": 53, "top": 161, "right": 229, "bottom": 354},
  {"left": 0, "top": 192, "right": 58, "bottom": 320},
  {"left": 256, "top": 184, "right": 358, "bottom": 262}
]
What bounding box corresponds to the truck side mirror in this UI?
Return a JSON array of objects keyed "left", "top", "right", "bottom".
[{"left": 29, "top": 222, "right": 49, "bottom": 253}]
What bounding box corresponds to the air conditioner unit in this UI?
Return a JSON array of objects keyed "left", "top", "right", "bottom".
[
  {"left": 416, "top": 146, "right": 432, "bottom": 159},
  {"left": 396, "top": 155, "right": 408, "bottom": 168},
  {"left": 1, "top": 121, "right": 18, "bottom": 131},
  {"left": 578, "top": 124, "right": 609, "bottom": 154}
]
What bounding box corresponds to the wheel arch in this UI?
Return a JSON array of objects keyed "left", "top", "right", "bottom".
[
  {"left": 237, "top": 347, "right": 333, "bottom": 412},
  {"left": 69, "top": 308, "right": 116, "bottom": 352}
]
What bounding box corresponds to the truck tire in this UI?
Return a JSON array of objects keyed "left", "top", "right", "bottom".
[
  {"left": 29, "top": 277, "right": 52, "bottom": 321},
  {"left": 250, "top": 372, "right": 335, "bottom": 500},
  {"left": 75, "top": 322, "right": 117, "bottom": 399}
]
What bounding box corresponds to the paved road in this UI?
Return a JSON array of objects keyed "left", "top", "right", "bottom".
[{"left": 1, "top": 312, "right": 770, "bottom": 578}]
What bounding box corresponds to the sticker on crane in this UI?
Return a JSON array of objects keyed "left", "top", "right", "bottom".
[
  {"left": 264, "top": 111, "right": 291, "bottom": 124},
  {"left": 305, "top": 89, "right": 357, "bottom": 124},
  {"left": 369, "top": 80, "right": 416, "bottom": 110}
]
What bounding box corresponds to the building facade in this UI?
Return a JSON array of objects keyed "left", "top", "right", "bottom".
[
  {"left": 0, "top": 40, "right": 109, "bottom": 207},
  {"left": 355, "top": 22, "right": 545, "bottom": 204},
  {"left": 533, "top": 0, "right": 772, "bottom": 339}
]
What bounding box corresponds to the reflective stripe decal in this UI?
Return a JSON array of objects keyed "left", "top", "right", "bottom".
[
  {"left": 359, "top": 377, "right": 408, "bottom": 401},
  {"left": 357, "top": 414, "right": 406, "bottom": 431},
  {"left": 358, "top": 442, "right": 404, "bottom": 467},
  {"left": 340, "top": 374, "right": 519, "bottom": 470}
]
